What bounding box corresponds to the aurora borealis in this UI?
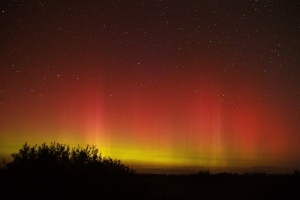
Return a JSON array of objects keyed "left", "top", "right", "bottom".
[{"left": 1, "top": 1, "right": 299, "bottom": 173}]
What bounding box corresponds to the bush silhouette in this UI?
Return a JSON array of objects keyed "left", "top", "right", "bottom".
[
  {"left": 189, "top": 169, "right": 211, "bottom": 182},
  {"left": 244, "top": 172, "right": 266, "bottom": 176},
  {"left": 196, "top": 169, "right": 211, "bottom": 176},
  {"left": 7, "top": 142, "right": 135, "bottom": 175},
  {"left": 216, "top": 172, "right": 239, "bottom": 176}
]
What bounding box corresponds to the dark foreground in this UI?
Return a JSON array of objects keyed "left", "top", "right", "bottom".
[{"left": 1, "top": 171, "right": 299, "bottom": 199}]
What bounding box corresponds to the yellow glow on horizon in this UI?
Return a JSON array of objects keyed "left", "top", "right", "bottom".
[{"left": 0, "top": 128, "right": 293, "bottom": 174}]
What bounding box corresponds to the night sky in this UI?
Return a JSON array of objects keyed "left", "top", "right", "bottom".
[{"left": 1, "top": 0, "right": 299, "bottom": 173}]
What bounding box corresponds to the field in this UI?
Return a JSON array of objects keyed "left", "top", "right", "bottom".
[
  {"left": 133, "top": 174, "right": 300, "bottom": 199},
  {"left": 1, "top": 170, "right": 299, "bottom": 199}
]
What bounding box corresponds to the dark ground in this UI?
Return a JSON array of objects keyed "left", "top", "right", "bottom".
[{"left": 1, "top": 170, "right": 299, "bottom": 199}]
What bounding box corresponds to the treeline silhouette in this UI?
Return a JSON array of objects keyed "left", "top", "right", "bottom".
[
  {"left": 6, "top": 142, "right": 135, "bottom": 175},
  {"left": 190, "top": 170, "right": 300, "bottom": 177},
  {"left": 1, "top": 142, "right": 299, "bottom": 199},
  {"left": 0, "top": 142, "right": 149, "bottom": 199}
]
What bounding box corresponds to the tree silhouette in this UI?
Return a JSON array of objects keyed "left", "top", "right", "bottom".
[
  {"left": 1, "top": 142, "right": 145, "bottom": 199},
  {"left": 7, "top": 142, "right": 135, "bottom": 175}
]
